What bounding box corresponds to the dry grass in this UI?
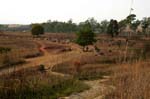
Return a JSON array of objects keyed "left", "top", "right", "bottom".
[
  {"left": 0, "top": 52, "right": 25, "bottom": 69},
  {"left": 0, "top": 32, "right": 150, "bottom": 99},
  {"left": 105, "top": 61, "right": 150, "bottom": 99},
  {"left": 0, "top": 67, "right": 89, "bottom": 99},
  {"left": 0, "top": 38, "right": 41, "bottom": 58},
  {"left": 52, "top": 53, "right": 115, "bottom": 80},
  {"left": 0, "top": 37, "right": 42, "bottom": 68},
  {"left": 104, "top": 39, "right": 150, "bottom": 99}
]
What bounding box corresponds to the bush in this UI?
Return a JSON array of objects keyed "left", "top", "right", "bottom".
[
  {"left": 31, "top": 24, "right": 44, "bottom": 36},
  {"left": 107, "top": 19, "right": 119, "bottom": 37},
  {"left": 0, "top": 47, "right": 11, "bottom": 53}
]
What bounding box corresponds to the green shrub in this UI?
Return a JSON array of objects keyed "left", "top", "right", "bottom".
[
  {"left": 0, "top": 47, "right": 11, "bottom": 53},
  {"left": 31, "top": 24, "right": 44, "bottom": 36},
  {"left": 76, "top": 23, "right": 96, "bottom": 51}
]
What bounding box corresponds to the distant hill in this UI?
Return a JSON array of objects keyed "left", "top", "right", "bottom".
[{"left": 0, "top": 24, "right": 31, "bottom": 32}]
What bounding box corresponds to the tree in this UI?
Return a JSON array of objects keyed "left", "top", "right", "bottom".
[
  {"left": 42, "top": 19, "right": 78, "bottom": 33},
  {"left": 131, "top": 20, "right": 141, "bottom": 31},
  {"left": 31, "top": 24, "right": 44, "bottom": 36},
  {"left": 87, "top": 18, "right": 98, "bottom": 32},
  {"left": 119, "top": 19, "right": 127, "bottom": 32},
  {"left": 107, "top": 19, "right": 119, "bottom": 37},
  {"left": 76, "top": 22, "right": 96, "bottom": 51},
  {"left": 126, "top": 14, "right": 141, "bottom": 32},
  {"left": 0, "top": 25, "right": 4, "bottom": 34},
  {"left": 79, "top": 18, "right": 101, "bottom": 33},
  {"left": 100, "top": 20, "right": 109, "bottom": 33},
  {"left": 126, "top": 14, "right": 136, "bottom": 24},
  {"left": 141, "top": 17, "right": 150, "bottom": 36}
]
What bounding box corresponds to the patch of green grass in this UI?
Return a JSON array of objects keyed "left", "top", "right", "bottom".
[{"left": 47, "top": 79, "right": 89, "bottom": 99}]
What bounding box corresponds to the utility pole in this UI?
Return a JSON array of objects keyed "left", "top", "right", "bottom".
[
  {"left": 124, "top": 0, "right": 135, "bottom": 63},
  {"left": 129, "top": 0, "right": 134, "bottom": 15}
]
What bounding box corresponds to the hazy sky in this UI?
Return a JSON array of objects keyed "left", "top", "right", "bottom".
[{"left": 0, "top": 0, "right": 149, "bottom": 24}]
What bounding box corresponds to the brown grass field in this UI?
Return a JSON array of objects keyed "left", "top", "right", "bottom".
[{"left": 0, "top": 32, "right": 149, "bottom": 99}]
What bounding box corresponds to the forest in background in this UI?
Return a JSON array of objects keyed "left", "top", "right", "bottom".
[{"left": 0, "top": 16, "right": 150, "bottom": 35}]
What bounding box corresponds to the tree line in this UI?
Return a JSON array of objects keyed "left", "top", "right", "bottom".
[
  {"left": 41, "top": 15, "right": 150, "bottom": 36},
  {"left": 1, "top": 15, "right": 150, "bottom": 36},
  {"left": 41, "top": 18, "right": 110, "bottom": 33}
]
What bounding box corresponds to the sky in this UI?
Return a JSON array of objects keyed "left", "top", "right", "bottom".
[{"left": 0, "top": 0, "right": 149, "bottom": 24}]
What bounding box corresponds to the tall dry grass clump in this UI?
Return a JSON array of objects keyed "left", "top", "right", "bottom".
[
  {"left": 0, "top": 51, "right": 25, "bottom": 69},
  {"left": 0, "top": 67, "right": 89, "bottom": 99},
  {"left": 106, "top": 61, "right": 150, "bottom": 99}
]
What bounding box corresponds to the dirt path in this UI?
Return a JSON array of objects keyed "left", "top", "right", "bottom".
[
  {"left": 0, "top": 40, "right": 79, "bottom": 76},
  {"left": 0, "top": 40, "right": 114, "bottom": 98},
  {"left": 62, "top": 76, "right": 115, "bottom": 99},
  {"left": 35, "top": 41, "right": 49, "bottom": 56}
]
